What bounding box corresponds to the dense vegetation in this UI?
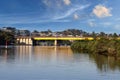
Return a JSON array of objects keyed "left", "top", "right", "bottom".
[
  {"left": 71, "top": 38, "right": 120, "bottom": 57},
  {"left": 0, "top": 30, "right": 15, "bottom": 45}
]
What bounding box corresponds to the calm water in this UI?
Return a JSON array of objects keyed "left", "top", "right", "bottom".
[{"left": 0, "top": 46, "right": 120, "bottom": 80}]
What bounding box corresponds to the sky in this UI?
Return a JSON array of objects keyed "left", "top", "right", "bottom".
[{"left": 0, "top": 0, "right": 120, "bottom": 33}]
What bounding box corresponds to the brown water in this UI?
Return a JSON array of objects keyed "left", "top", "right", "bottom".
[{"left": 0, "top": 46, "right": 120, "bottom": 80}]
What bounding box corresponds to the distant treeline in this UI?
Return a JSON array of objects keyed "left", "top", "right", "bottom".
[
  {"left": 0, "top": 27, "right": 120, "bottom": 37},
  {"left": 0, "top": 27, "right": 120, "bottom": 45},
  {"left": 32, "top": 29, "right": 120, "bottom": 37},
  {"left": 71, "top": 37, "right": 120, "bottom": 57}
]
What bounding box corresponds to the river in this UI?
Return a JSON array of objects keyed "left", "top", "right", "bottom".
[{"left": 0, "top": 46, "right": 120, "bottom": 80}]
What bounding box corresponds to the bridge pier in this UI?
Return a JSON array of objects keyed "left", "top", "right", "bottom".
[
  {"left": 54, "top": 40, "right": 57, "bottom": 46},
  {"left": 16, "top": 37, "right": 33, "bottom": 45}
]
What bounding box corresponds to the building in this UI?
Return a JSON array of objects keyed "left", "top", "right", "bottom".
[{"left": 17, "top": 30, "right": 31, "bottom": 36}]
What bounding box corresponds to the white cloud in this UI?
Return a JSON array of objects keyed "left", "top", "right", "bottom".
[
  {"left": 88, "top": 21, "right": 96, "bottom": 27},
  {"left": 74, "top": 14, "right": 79, "bottom": 20},
  {"left": 43, "top": 0, "right": 51, "bottom": 7},
  {"left": 63, "top": 0, "right": 71, "bottom": 5},
  {"left": 53, "top": 4, "right": 90, "bottom": 20},
  {"left": 42, "top": 0, "right": 63, "bottom": 8},
  {"left": 93, "top": 4, "right": 112, "bottom": 18}
]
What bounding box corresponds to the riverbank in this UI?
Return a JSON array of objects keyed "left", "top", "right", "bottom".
[{"left": 71, "top": 38, "right": 120, "bottom": 57}]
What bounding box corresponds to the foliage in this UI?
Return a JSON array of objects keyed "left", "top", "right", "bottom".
[
  {"left": 0, "top": 30, "right": 15, "bottom": 45},
  {"left": 71, "top": 37, "right": 120, "bottom": 57}
]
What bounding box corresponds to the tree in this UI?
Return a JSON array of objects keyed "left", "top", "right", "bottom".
[
  {"left": 91, "top": 31, "right": 97, "bottom": 39},
  {"left": 113, "top": 33, "right": 118, "bottom": 38},
  {"left": 33, "top": 30, "right": 39, "bottom": 33},
  {"left": 0, "top": 30, "right": 14, "bottom": 47}
]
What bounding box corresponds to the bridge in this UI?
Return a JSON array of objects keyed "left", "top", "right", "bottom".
[{"left": 16, "top": 36, "right": 94, "bottom": 46}]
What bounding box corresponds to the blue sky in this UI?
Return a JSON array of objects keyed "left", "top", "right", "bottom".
[{"left": 0, "top": 0, "right": 120, "bottom": 33}]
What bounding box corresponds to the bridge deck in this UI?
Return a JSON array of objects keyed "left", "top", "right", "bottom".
[{"left": 33, "top": 37, "right": 94, "bottom": 40}]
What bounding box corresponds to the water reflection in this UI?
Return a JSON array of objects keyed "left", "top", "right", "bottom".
[
  {"left": 89, "top": 54, "right": 120, "bottom": 72},
  {"left": 32, "top": 46, "right": 73, "bottom": 64},
  {"left": 15, "top": 46, "right": 32, "bottom": 62},
  {"left": 0, "top": 46, "right": 120, "bottom": 72},
  {"left": 0, "top": 47, "right": 15, "bottom": 63}
]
